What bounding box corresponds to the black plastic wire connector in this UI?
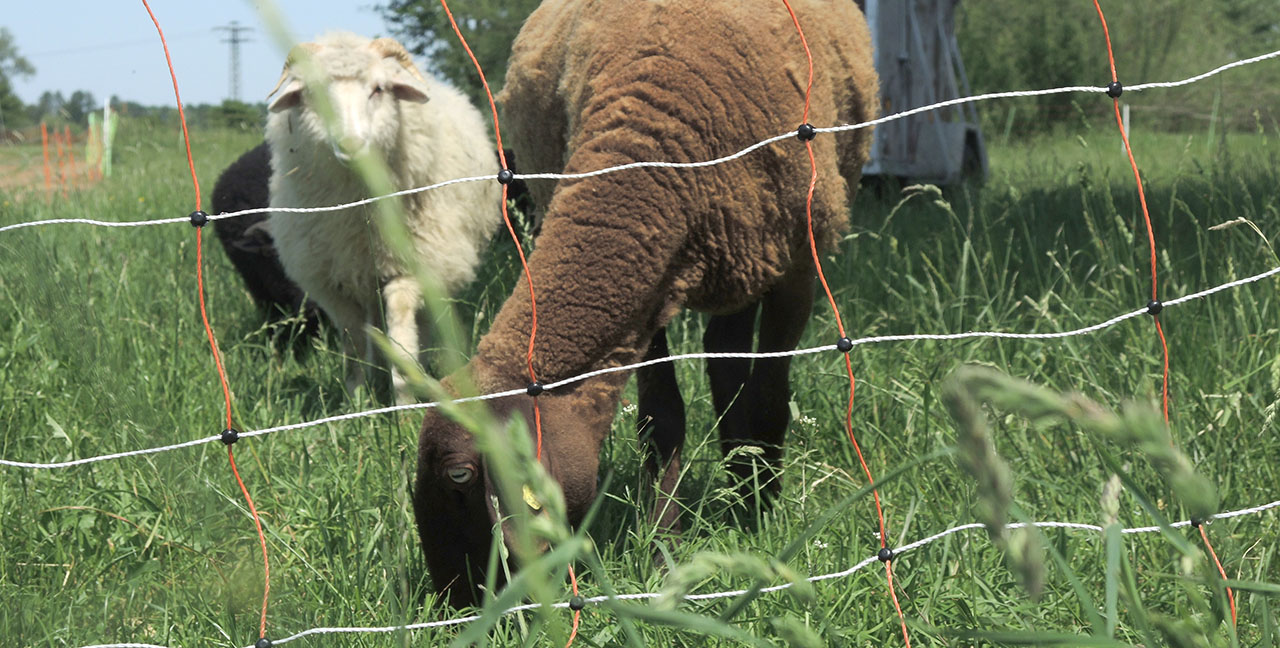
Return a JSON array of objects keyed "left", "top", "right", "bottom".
[
  {"left": 877, "top": 547, "right": 895, "bottom": 562},
  {"left": 497, "top": 168, "right": 515, "bottom": 185},
  {"left": 568, "top": 595, "right": 585, "bottom": 611},
  {"left": 254, "top": 638, "right": 273, "bottom": 648},
  {"left": 1146, "top": 300, "right": 1163, "bottom": 316},
  {"left": 526, "top": 382, "right": 544, "bottom": 397},
  {"left": 836, "top": 337, "right": 854, "bottom": 353},
  {"left": 1105, "top": 81, "right": 1123, "bottom": 98},
  {"left": 1190, "top": 516, "right": 1206, "bottom": 528},
  {"left": 189, "top": 210, "right": 209, "bottom": 228},
  {"left": 220, "top": 428, "right": 240, "bottom": 446},
  {"left": 796, "top": 123, "right": 817, "bottom": 141}
]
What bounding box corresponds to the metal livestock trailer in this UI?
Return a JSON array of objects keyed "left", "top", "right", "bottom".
[{"left": 858, "top": 0, "right": 988, "bottom": 184}]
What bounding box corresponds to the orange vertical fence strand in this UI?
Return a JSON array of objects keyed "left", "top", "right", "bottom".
[
  {"left": 64, "top": 127, "right": 77, "bottom": 188},
  {"left": 54, "top": 131, "right": 65, "bottom": 188},
  {"left": 435, "top": 0, "right": 544, "bottom": 459},
  {"left": 1200, "top": 524, "right": 1238, "bottom": 625},
  {"left": 1091, "top": 0, "right": 1234, "bottom": 628},
  {"left": 565, "top": 563, "right": 583, "bottom": 648},
  {"left": 141, "top": 0, "right": 269, "bottom": 640},
  {"left": 228, "top": 442, "right": 273, "bottom": 638},
  {"left": 437, "top": 0, "right": 577, "bottom": 639},
  {"left": 779, "top": 1, "right": 910, "bottom": 645}
]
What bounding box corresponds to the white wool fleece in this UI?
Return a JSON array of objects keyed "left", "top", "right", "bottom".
[{"left": 265, "top": 32, "right": 501, "bottom": 404}]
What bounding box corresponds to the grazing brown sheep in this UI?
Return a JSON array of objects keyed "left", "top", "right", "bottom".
[{"left": 415, "top": 0, "right": 878, "bottom": 606}]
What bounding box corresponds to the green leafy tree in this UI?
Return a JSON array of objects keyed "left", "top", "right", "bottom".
[
  {"left": 216, "top": 99, "right": 264, "bottom": 130},
  {"left": 957, "top": 1, "right": 1278, "bottom": 134},
  {"left": 378, "top": 0, "right": 540, "bottom": 110},
  {"left": 31, "top": 90, "right": 64, "bottom": 123},
  {"left": 1218, "top": 0, "right": 1280, "bottom": 52},
  {"left": 0, "top": 26, "right": 35, "bottom": 131},
  {"left": 0, "top": 76, "right": 29, "bottom": 131},
  {"left": 65, "top": 90, "right": 96, "bottom": 124}
]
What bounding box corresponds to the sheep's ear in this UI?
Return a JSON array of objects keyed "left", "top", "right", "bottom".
[
  {"left": 390, "top": 80, "right": 430, "bottom": 104},
  {"left": 268, "top": 79, "right": 304, "bottom": 112}
]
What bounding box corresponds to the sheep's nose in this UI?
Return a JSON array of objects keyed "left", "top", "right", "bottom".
[{"left": 334, "top": 135, "right": 364, "bottom": 161}]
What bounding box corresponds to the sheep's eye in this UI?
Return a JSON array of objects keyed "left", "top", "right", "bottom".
[
  {"left": 370, "top": 85, "right": 385, "bottom": 97},
  {"left": 446, "top": 466, "right": 475, "bottom": 484}
]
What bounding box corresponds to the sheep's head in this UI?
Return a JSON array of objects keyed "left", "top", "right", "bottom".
[
  {"left": 267, "top": 34, "right": 429, "bottom": 163},
  {"left": 414, "top": 369, "right": 625, "bottom": 607}
]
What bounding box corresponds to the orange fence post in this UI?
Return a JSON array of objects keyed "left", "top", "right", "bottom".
[
  {"left": 64, "top": 126, "right": 77, "bottom": 188},
  {"left": 40, "top": 123, "right": 51, "bottom": 191},
  {"left": 54, "top": 129, "right": 66, "bottom": 193}
]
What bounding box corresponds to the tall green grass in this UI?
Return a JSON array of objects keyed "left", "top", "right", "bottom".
[{"left": 1, "top": 120, "right": 1277, "bottom": 647}]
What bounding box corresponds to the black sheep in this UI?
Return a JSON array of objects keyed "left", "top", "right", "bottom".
[{"left": 210, "top": 142, "right": 322, "bottom": 348}]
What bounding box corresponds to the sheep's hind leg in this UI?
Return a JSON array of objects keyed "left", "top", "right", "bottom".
[
  {"left": 708, "top": 264, "right": 815, "bottom": 510},
  {"left": 741, "top": 264, "right": 815, "bottom": 500},
  {"left": 382, "top": 275, "right": 424, "bottom": 405},
  {"left": 636, "top": 327, "right": 686, "bottom": 540},
  {"left": 704, "top": 302, "right": 764, "bottom": 507}
]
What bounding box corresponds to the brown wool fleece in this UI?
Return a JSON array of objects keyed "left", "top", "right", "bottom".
[
  {"left": 480, "top": 0, "right": 878, "bottom": 393},
  {"left": 418, "top": 0, "right": 877, "bottom": 560}
]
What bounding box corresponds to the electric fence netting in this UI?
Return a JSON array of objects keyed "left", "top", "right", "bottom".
[
  {"left": 1, "top": 1, "right": 1279, "bottom": 647},
  {"left": 3, "top": 50, "right": 1279, "bottom": 237}
]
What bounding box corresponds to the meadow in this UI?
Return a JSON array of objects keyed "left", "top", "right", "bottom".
[{"left": 1, "top": 112, "right": 1278, "bottom": 647}]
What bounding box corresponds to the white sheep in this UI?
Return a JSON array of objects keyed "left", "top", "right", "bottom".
[{"left": 265, "top": 32, "right": 501, "bottom": 404}]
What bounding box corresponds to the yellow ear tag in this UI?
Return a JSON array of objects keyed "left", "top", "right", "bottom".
[{"left": 522, "top": 484, "right": 543, "bottom": 511}]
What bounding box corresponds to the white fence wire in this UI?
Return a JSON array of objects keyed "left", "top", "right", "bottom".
[
  {"left": 70, "top": 496, "right": 1280, "bottom": 648},
  {"left": 1, "top": 48, "right": 1277, "bottom": 236},
  {"left": 2, "top": 263, "right": 1277, "bottom": 471}
]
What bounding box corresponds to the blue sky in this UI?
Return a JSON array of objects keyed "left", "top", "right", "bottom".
[{"left": 7, "top": 1, "right": 393, "bottom": 108}]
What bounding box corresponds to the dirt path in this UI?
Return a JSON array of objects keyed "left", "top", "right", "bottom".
[{"left": 0, "top": 144, "right": 101, "bottom": 193}]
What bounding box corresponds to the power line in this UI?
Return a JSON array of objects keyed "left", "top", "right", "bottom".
[
  {"left": 24, "top": 31, "right": 208, "bottom": 58},
  {"left": 213, "top": 21, "right": 254, "bottom": 102}
]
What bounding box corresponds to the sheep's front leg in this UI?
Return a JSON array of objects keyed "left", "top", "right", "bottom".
[
  {"left": 636, "top": 327, "right": 686, "bottom": 539},
  {"left": 382, "top": 275, "right": 424, "bottom": 405}
]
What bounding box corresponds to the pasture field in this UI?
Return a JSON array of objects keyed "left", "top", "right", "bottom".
[{"left": 1, "top": 117, "right": 1278, "bottom": 647}]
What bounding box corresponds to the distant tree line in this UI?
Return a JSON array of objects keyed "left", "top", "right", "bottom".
[
  {"left": 0, "top": 26, "right": 264, "bottom": 140},
  {"left": 29, "top": 90, "right": 100, "bottom": 126},
  {"left": 107, "top": 98, "right": 266, "bottom": 131}
]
